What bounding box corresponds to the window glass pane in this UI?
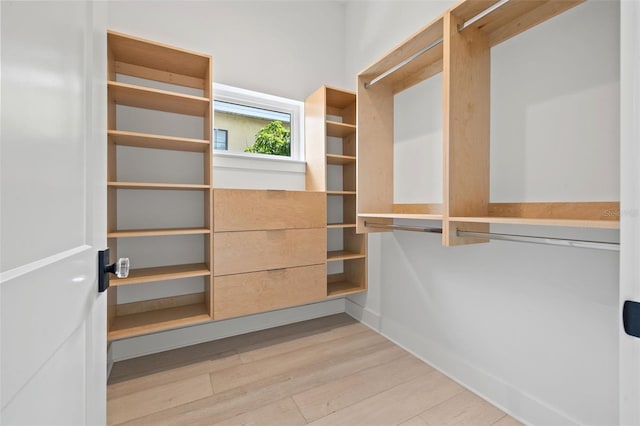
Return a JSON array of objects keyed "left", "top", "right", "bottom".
[
  {"left": 213, "top": 128, "right": 228, "bottom": 150},
  {"left": 214, "top": 101, "right": 291, "bottom": 157}
]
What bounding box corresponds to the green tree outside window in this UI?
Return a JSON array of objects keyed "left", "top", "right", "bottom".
[{"left": 244, "top": 120, "right": 290, "bottom": 156}]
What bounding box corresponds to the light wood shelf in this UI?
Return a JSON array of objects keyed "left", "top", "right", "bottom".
[
  {"left": 449, "top": 217, "right": 619, "bottom": 230},
  {"left": 327, "top": 250, "right": 366, "bottom": 262},
  {"left": 108, "top": 182, "right": 210, "bottom": 191},
  {"left": 108, "top": 81, "right": 210, "bottom": 116},
  {"left": 327, "top": 190, "right": 356, "bottom": 196},
  {"left": 108, "top": 303, "right": 210, "bottom": 340},
  {"left": 326, "top": 121, "right": 356, "bottom": 138},
  {"left": 108, "top": 30, "right": 210, "bottom": 89},
  {"left": 108, "top": 227, "right": 210, "bottom": 238},
  {"left": 326, "top": 154, "right": 356, "bottom": 165},
  {"left": 452, "top": 0, "right": 585, "bottom": 47},
  {"left": 108, "top": 130, "right": 210, "bottom": 152},
  {"left": 326, "top": 279, "right": 366, "bottom": 298},
  {"left": 358, "top": 213, "right": 443, "bottom": 221},
  {"left": 327, "top": 223, "right": 357, "bottom": 229},
  {"left": 113, "top": 263, "right": 210, "bottom": 286}
]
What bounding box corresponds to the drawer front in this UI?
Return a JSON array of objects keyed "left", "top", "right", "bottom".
[
  {"left": 214, "top": 264, "right": 326, "bottom": 319},
  {"left": 214, "top": 189, "right": 325, "bottom": 232},
  {"left": 214, "top": 228, "right": 326, "bottom": 276}
]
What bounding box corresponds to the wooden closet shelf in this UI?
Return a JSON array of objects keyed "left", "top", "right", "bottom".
[
  {"left": 112, "top": 263, "right": 210, "bottom": 286},
  {"left": 452, "top": 0, "right": 585, "bottom": 47},
  {"left": 327, "top": 250, "right": 366, "bottom": 262},
  {"left": 326, "top": 121, "right": 356, "bottom": 138},
  {"left": 108, "top": 31, "right": 210, "bottom": 81},
  {"left": 108, "top": 81, "right": 210, "bottom": 116},
  {"left": 108, "top": 130, "right": 210, "bottom": 152},
  {"left": 108, "top": 181, "right": 210, "bottom": 191},
  {"left": 326, "top": 87, "right": 356, "bottom": 110},
  {"left": 326, "top": 279, "right": 366, "bottom": 298},
  {"left": 358, "top": 213, "right": 443, "bottom": 221},
  {"left": 449, "top": 216, "right": 620, "bottom": 229},
  {"left": 326, "top": 154, "right": 356, "bottom": 165},
  {"left": 327, "top": 190, "right": 356, "bottom": 196},
  {"left": 108, "top": 303, "right": 210, "bottom": 341},
  {"left": 327, "top": 223, "right": 357, "bottom": 229},
  {"left": 108, "top": 228, "right": 210, "bottom": 238}
]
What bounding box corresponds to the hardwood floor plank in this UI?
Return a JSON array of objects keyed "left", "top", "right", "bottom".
[
  {"left": 306, "top": 371, "right": 464, "bottom": 426},
  {"left": 213, "top": 398, "right": 307, "bottom": 426},
  {"left": 398, "top": 416, "right": 430, "bottom": 426},
  {"left": 210, "top": 329, "right": 384, "bottom": 393},
  {"left": 119, "top": 342, "right": 405, "bottom": 425},
  {"left": 108, "top": 351, "right": 240, "bottom": 400},
  {"left": 492, "top": 415, "right": 523, "bottom": 426},
  {"left": 107, "top": 374, "right": 213, "bottom": 425},
  {"left": 419, "top": 390, "right": 507, "bottom": 426},
  {"left": 293, "top": 354, "right": 434, "bottom": 422},
  {"left": 237, "top": 321, "right": 369, "bottom": 363}
]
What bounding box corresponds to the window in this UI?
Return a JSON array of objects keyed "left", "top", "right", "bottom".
[
  {"left": 214, "top": 128, "right": 228, "bottom": 150},
  {"left": 213, "top": 83, "right": 304, "bottom": 160}
]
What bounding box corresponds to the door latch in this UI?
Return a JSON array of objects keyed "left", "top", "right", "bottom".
[
  {"left": 98, "top": 248, "right": 129, "bottom": 292},
  {"left": 623, "top": 300, "right": 640, "bottom": 338}
]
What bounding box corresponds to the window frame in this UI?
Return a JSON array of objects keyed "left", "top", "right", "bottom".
[{"left": 213, "top": 83, "right": 304, "bottom": 161}]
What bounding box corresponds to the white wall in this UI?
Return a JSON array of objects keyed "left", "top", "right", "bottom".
[
  {"left": 108, "top": 1, "right": 347, "bottom": 100},
  {"left": 345, "top": 1, "right": 620, "bottom": 425},
  {"left": 108, "top": 1, "right": 344, "bottom": 360}
]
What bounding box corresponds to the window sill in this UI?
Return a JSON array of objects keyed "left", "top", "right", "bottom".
[{"left": 213, "top": 151, "right": 305, "bottom": 174}]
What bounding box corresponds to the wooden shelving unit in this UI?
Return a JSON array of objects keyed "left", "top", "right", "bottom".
[
  {"left": 356, "top": 0, "right": 619, "bottom": 246},
  {"left": 306, "top": 86, "right": 366, "bottom": 297},
  {"left": 107, "top": 30, "right": 213, "bottom": 341}
]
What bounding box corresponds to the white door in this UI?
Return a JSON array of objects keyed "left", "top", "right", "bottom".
[
  {"left": 620, "top": 1, "right": 640, "bottom": 425},
  {"left": 1, "top": 1, "right": 107, "bottom": 425}
]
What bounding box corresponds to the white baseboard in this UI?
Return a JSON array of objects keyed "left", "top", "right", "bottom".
[
  {"left": 345, "top": 297, "right": 382, "bottom": 331},
  {"left": 344, "top": 299, "right": 577, "bottom": 426},
  {"left": 111, "top": 299, "right": 346, "bottom": 362}
]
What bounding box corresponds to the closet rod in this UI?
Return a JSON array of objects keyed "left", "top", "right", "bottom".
[
  {"left": 457, "top": 0, "right": 511, "bottom": 31},
  {"left": 364, "top": 221, "right": 443, "bottom": 233},
  {"left": 364, "top": 37, "right": 443, "bottom": 89},
  {"left": 457, "top": 230, "right": 620, "bottom": 252}
]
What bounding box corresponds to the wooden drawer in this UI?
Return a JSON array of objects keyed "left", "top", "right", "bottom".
[
  {"left": 214, "top": 228, "right": 326, "bottom": 276},
  {"left": 214, "top": 189, "right": 325, "bottom": 232},
  {"left": 214, "top": 264, "right": 326, "bottom": 319}
]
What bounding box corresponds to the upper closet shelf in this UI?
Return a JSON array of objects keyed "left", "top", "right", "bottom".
[
  {"left": 108, "top": 130, "right": 210, "bottom": 152},
  {"left": 452, "top": 0, "right": 586, "bottom": 47},
  {"left": 108, "top": 81, "right": 210, "bottom": 116},
  {"left": 108, "top": 30, "right": 210, "bottom": 89}
]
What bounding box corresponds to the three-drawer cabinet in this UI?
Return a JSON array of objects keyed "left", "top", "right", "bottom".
[{"left": 213, "top": 189, "right": 326, "bottom": 319}]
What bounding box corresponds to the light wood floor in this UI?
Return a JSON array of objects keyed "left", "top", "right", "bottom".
[{"left": 108, "top": 314, "right": 521, "bottom": 426}]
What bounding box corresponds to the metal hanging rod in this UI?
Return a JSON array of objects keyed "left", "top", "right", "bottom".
[
  {"left": 364, "top": 37, "right": 443, "bottom": 89},
  {"left": 457, "top": 230, "right": 620, "bottom": 252},
  {"left": 458, "top": 0, "right": 511, "bottom": 32},
  {"left": 364, "top": 221, "right": 443, "bottom": 234}
]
